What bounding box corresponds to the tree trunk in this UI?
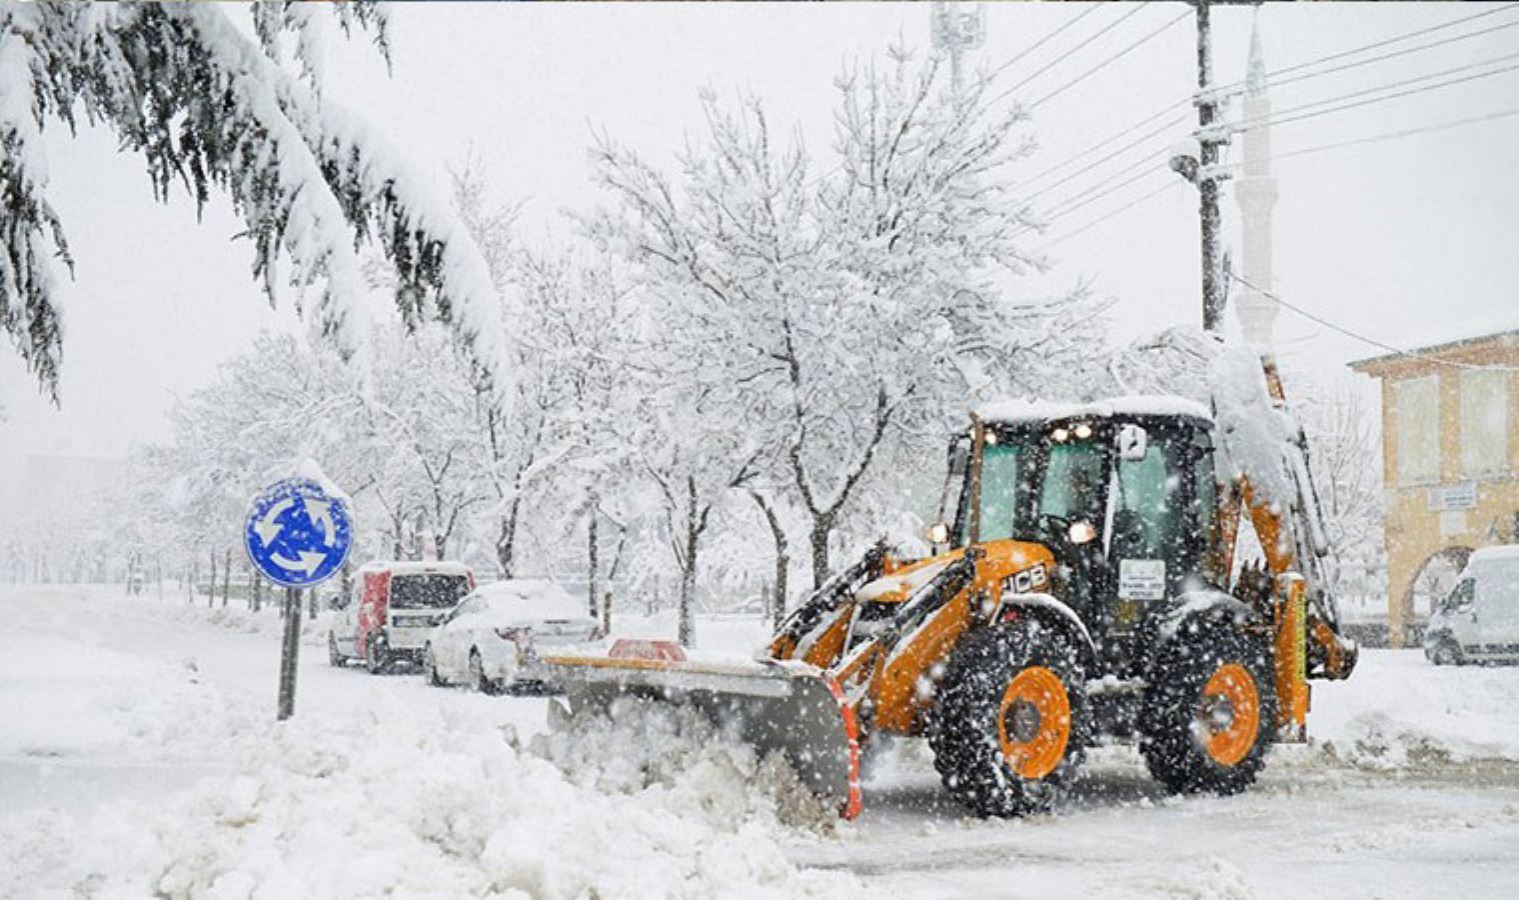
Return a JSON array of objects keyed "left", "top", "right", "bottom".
[
  {"left": 678, "top": 484, "right": 699, "bottom": 648},
  {"left": 749, "top": 491, "right": 790, "bottom": 629},
  {"left": 222, "top": 548, "right": 231, "bottom": 607},
  {"left": 252, "top": 567, "right": 262, "bottom": 613},
  {"left": 207, "top": 551, "right": 216, "bottom": 608},
  {"left": 587, "top": 496, "right": 599, "bottom": 620},
  {"left": 496, "top": 496, "right": 521, "bottom": 578},
  {"left": 808, "top": 513, "right": 833, "bottom": 590}
]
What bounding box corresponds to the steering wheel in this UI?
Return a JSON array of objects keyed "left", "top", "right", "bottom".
[{"left": 1036, "top": 513, "right": 1073, "bottom": 545}]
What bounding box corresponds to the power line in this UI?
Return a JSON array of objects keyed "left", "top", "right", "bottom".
[
  {"left": 1215, "top": 2, "right": 1519, "bottom": 97},
  {"left": 1253, "top": 59, "right": 1519, "bottom": 132},
  {"left": 1016, "top": 100, "right": 1190, "bottom": 192},
  {"left": 1035, "top": 145, "right": 1172, "bottom": 214},
  {"left": 1021, "top": 109, "right": 1192, "bottom": 202},
  {"left": 1026, "top": 9, "right": 1192, "bottom": 111},
  {"left": 984, "top": 4, "right": 1105, "bottom": 84},
  {"left": 1020, "top": 4, "right": 1519, "bottom": 199},
  {"left": 1043, "top": 180, "right": 1184, "bottom": 247},
  {"left": 1229, "top": 273, "right": 1519, "bottom": 372},
  {"left": 991, "top": 3, "right": 1152, "bottom": 107},
  {"left": 1020, "top": 164, "right": 1172, "bottom": 237},
  {"left": 1260, "top": 105, "right": 1519, "bottom": 165},
  {"left": 1248, "top": 51, "right": 1519, "bottom": 127},
  {"left": 1260, "top": 15, "right": 1519, "bottom": 97}
]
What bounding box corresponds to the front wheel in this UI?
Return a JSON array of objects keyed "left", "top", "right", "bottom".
[
  {"left": 468, "top": 649, "right": 498, "bottom": 695},
  {"left": 424, "top": 643, "right": 444, "bottom": 686},
  {"left": 1428, "top": 637, "right": 1464, "bottom": 666},
  {"left": 928, "top": 621, "right": 1088, "bottom": 817},
  {"left": 1139, "top": 624, "right": 1276, "bottom": 796}
]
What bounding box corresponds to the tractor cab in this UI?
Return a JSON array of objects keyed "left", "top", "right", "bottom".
[{"left": 935, "top": 397, "right": 1223, "bottom": 679}]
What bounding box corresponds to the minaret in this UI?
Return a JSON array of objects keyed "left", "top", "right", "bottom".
[{"left": 1234, "top": 15, "right": 1279, "bottom": 347}]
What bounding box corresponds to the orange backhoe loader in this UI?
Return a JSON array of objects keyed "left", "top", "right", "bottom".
[{"left": 543, "top": 349, "right": 1358, "bottom": 819}]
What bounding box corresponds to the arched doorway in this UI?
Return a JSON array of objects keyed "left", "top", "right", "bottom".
[{"left": 1402, "top": 546, "right": 1474, "bottom": 644}]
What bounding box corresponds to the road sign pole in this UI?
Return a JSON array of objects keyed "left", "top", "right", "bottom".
[{"left": 277, "top": 586, "right": 301, "bottom": 721}]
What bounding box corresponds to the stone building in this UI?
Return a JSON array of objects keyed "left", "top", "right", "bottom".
[{"left": 1349, "top": 330, "right": 1519, "bottom": 646}]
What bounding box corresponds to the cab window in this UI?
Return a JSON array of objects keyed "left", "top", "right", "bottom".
[
  {"left": 973, "top": 443, "right": 1023, "bottom": 542},
  {"left": 1038, "top": 440, "right": 1106, "bottom": 527}
]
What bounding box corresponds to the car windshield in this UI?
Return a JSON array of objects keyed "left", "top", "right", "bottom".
[{"left": 390, "top": 574, "right": 471, "bottom": 609}]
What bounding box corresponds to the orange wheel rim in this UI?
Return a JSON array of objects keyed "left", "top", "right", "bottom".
[
  {"left": 997, "top": 666, "right": 1072, "bottom": 780},
  {"left": 1199, "top": 663, "right": 1260, "bottom": 766}
]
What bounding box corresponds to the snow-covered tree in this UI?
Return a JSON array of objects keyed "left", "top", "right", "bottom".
[
  {"left": 592, "top": 48, "right": 1105, "bottom": 590},
  {"left": 0, "top": 3, "right": 510, "bottom": 404}
]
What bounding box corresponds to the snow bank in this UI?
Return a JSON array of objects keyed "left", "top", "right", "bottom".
[
  {"left": 1310, "top": 649, "right": 1519, "bottom": 767},
  {"left": 0, "top": 628, "right": 263, "bottom": 763},
  {"left": 2, "top": 655, "right": 861, "bottom": 899}
]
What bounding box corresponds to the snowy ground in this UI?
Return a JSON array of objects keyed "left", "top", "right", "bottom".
[{"left": 2, "top": 585, "right": 1517, "bottom": 899}]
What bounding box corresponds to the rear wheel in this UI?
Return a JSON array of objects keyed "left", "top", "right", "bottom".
[
  {"left": 928, "top": 621, "right": 1087, "bottom": 817},
  {"left": 365, "top": 634, "right": 392, "bottom": 675},
  {"left": 1139, "top": 625, "right": 1276, "bottom": 795}
]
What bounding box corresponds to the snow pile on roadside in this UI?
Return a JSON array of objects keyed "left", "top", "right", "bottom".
[
  {"left": 0, "top": 628, "right": 262, "bottom": 762},
  {"left": 3, "top": 697, "right": 861, "bottom": 899},
  {"left": 1310, "top": 649, "right": 1519, "bottom": 767}
]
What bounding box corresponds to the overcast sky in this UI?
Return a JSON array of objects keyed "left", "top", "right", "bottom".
[{"left": 3, "top": 1, "right": 1518, "bottom": 500}]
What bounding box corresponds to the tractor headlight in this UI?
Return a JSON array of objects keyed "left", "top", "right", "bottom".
[{"left": 926, "top": 521, "right": 950, "bottom": 545}]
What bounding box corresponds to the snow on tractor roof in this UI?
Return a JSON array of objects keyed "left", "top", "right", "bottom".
[
  {"left": 357, "top": 560, "right": 472, "bottom": 576},
  {"left": 977, "top": 395, "right": 1213, "bottom": 426}
]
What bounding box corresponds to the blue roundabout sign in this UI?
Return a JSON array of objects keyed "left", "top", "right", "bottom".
[{"left": 244, "top": 478, "right": 353, "bottom": 588}]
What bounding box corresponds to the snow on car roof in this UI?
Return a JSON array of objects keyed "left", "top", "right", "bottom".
[
  {"left": 474, "top": 578, "right": 573, "bottom": 600},
  {"left": 357, "top": 560, "right": 472, "bottom": 576},
  {"left": 1470, "top": 545, "right": 1519, "bottom": 564},
  {"left": 469, "top": 579, "right": 590, "bottom": 623},
  {"left": 977, "top": 395, "right": 1213, "bottom": 426}
]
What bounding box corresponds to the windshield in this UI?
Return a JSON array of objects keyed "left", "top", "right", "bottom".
[
  {"left": 390, "top": 574, "right": 471, "bottom": 609},
  {"left": 951, "top": 426, "right": 1110, "bottom": 547},
  {"left": 1038, "top": 441, "right": 1106, "bottom": 526}
]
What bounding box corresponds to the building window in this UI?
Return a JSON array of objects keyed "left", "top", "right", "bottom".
[
  {"left": 1461, "top": 369, "right": 1509, "bottom": 476},
  {"left": 1395, "top": 375, "right": 1440, "bottom": 485}
]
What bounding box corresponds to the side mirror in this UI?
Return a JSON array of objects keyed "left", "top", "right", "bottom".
[
  {"left": 1117, "top": 424, "right": 1148, "bottom": 461},
  {"left": 926, "top": 521, "right": 951, "bottom": 546}
]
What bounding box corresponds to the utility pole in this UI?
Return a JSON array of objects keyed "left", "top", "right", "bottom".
[
  {"left": 1170, "top": 0, "right": 1232, "bottom": 333},
  {"left": 932, "top": 2, "right": 986, "bottom": 96}
]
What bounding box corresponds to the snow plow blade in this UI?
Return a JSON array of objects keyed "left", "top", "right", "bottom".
[{"left": 540, "top": 648, "right": 862, "bottom": 820}]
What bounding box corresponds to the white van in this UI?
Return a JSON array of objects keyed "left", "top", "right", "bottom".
[
  {"left": 328, "top": 561, "right": 475, "bottom": 673},
  {"left": 1424, "top": 546, "right": 1519, "bottom": 665}
]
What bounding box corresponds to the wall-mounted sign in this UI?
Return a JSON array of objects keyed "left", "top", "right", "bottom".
[{"left": 1428, "top": 482, "right": 1477, "bottom": 512}]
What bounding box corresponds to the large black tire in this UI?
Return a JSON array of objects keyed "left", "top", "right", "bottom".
[
  {"left": 1139, "top": 624, "right": 1276, "bottom": 796},
  {"left": 928, "top": 621, "right": 1088, "bottom": 817}
]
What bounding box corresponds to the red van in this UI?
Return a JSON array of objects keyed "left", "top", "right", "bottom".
[{"left": 328, "top": 561, "right": 475, "bottom": 673}]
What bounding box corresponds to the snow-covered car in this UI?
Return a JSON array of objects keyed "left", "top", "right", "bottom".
[
  {"left": 1425, "top": 545, "right": 1519, "bottom": 665},
  {"left": 423, "top": 579, "right": 602, "bottom": 693},
  {"left": 329, "top": 561, "right": 475, "bottom": 673}
]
